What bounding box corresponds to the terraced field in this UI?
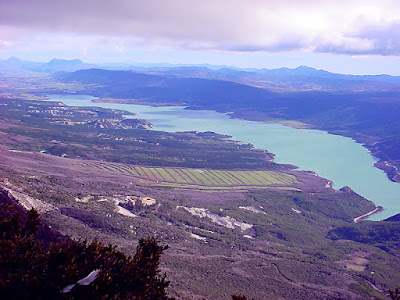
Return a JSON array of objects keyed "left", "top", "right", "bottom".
[{"left": 82, "top": 161, "right": 300, "bottom": 190}]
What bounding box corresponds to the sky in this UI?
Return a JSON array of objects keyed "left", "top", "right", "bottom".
[{"left": 1, "top": 0, "right": 400, "bottom": 75}]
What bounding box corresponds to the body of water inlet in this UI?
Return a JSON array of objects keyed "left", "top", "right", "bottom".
[{"left": 46, "top": 94, "right": 400, "bottom": 220}]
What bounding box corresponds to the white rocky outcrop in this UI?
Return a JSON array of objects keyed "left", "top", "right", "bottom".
[
  {"left": 3, "top": 187, "right": 57, "bottom": 213},
  {"left": 239, "top": 206, "right": 267, "bottom": 215},
  {"left": 177, "top": 206, "right": 253, "bottom": 232}
]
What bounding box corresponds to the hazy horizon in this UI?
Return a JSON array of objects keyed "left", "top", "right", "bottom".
[{"left": 3, "top": 55, "right": 400, "bottom": 77}]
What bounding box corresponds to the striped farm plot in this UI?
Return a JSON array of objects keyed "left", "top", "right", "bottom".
[{"left": 82, "top": 162, "right": 299, "bottom": 190}]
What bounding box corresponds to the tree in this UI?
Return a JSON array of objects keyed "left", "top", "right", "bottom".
[
  {"left": 390, "top": 288, "right": 400, "bottom": 300},
  {"left": 0, "top": 196, "right": 172, "bottom": 299}
]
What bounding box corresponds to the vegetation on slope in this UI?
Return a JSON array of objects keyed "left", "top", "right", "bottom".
[
  {"left": 0, "top": 189, "right": 171, "bottom": 299},
  {"left": 2, "top": 147, "right": 399, "bottom": 298},
  {"left": 328, "top": 220, "right": 400, "bottom": 257},
  {"left": 0, "top": 97, "right": 278, "bottom": 170}
]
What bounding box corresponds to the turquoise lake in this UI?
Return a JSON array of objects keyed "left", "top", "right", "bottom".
[{"left": 47, "top": 94, "right": 400, "bottom": 220}]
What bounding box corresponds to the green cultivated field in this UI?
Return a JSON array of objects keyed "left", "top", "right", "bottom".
[{"left": 82, "top": 162, "right": 299, "bottom": 190}]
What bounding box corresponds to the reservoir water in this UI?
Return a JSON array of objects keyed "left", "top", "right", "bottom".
[{"left": 47, "top": 94, "right": 400, "bottom": 220}]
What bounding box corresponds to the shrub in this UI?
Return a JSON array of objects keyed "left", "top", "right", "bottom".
[{"left": 0, "top": 193, "right": 171, "bottom": 299}]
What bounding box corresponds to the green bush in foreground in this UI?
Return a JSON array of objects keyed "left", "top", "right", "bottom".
[{"left": 0, "top": 199, "right": 171, "bottom": 299}]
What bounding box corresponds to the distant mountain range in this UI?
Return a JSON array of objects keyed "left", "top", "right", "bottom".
[
  {"left": 137, "top": 65, "right": 400, "bottom": 92},
  {"left": 0, "top": 57, "right": 96, "bottom": 73},
  {"left": 2, "top": 57, "right": 400, "bottom": 92}
]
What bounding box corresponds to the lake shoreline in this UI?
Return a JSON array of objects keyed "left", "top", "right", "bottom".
[
  {"left": 354, "top": 206, "right": 384, "bottom": 223},
  {"left": 225, "top": 110, "right": 400, "bottom": 185},
  {"left": 44, "top": 94, "right": 400, "bottom": 220},
  {"left": 95, "top": 97, "right": 400, "bottom": 185}
]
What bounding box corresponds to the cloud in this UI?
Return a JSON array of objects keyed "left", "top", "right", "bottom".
[
  {"left": 353, "top": 20, "right": 400, "bottom": 55},
  {"left": 315, "top": 13, "right": 400, "bottom": 55},
  {"left": 1, "top": 0, "right": 400, "bottom": 56}
]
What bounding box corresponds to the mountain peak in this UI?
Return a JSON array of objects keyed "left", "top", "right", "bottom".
[
  {"left": 6, "top": 56, "right": 22, "bottom": 62},
  {"left": 291, "top": 65, "right": 332, "bottom": 76},
  {"left": 295, "top": 65, "right": 317, "bottom": 71}
]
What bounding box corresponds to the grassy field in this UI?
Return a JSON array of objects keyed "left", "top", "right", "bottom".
[{"left": 82, "top": 161, "right": 299, "bottom": 190}]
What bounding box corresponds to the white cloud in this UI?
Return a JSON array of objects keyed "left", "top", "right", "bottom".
[{"left": 1, "top": 0, "right": 400, "bottom": 56}]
